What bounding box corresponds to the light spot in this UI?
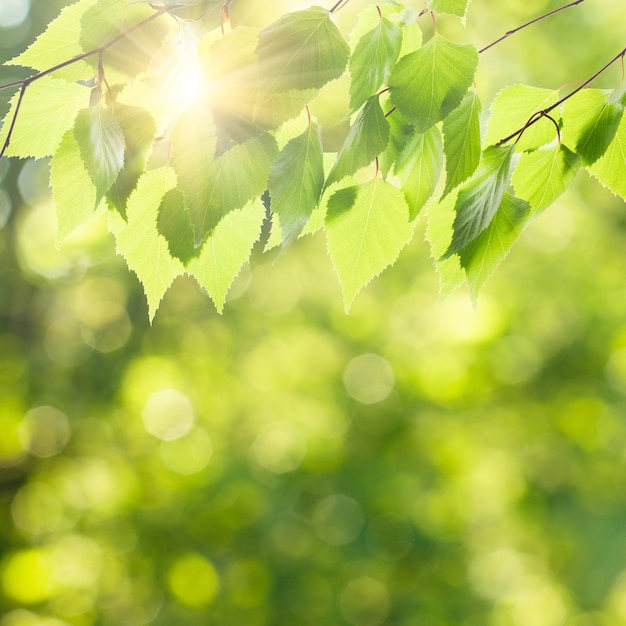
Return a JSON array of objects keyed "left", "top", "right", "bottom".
[
  {"left": 343, "top": 353, "right": 395, "bottom": 404},
  {"left": 141, "top": 389, "right": 194, "bottom": 441},
  {"left": 168, "top": 553, "right": 220, "bottom": 608},
  {"left": 251, "top": 422, "right": 306, "bottom": 474}
]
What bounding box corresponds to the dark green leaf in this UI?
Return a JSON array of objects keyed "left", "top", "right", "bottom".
[
  {"left": 157, "top": 188, "right": 198, "bottom": 264},
  {"left": 442, "top": 91, "right": 481, "bottom": 196},
  {"left": 443, "top": 145, "right": 514, "bottom": 258},
  {"left": 257, "top": 6, "right": 350, "bottom": 92},
  {"left": 326, "top": 185, "right": 360, "bottom": 221},
  {"left": 326, "top": 96, "right": 390, "bottom": 187},
  {"left": 188, "top": 133, "right": 278, "bottom": 242},
  {"left": 394, "top": 125, "right": 443, "bottom": 220},
  {"left": 388, "top": 33, "right": 478, "bottom": 133},
  {"left": 460, "top": 192, "right": 532, "bottom": 298},
  {"left": 107, "top": 105, "right": 156, "bottom": 217},
  {"left": 268, "top": 123, "right": 324, "bottom": 245},
  {"left": 562, "top": 89, "right": 623, "bottom": 165},
  {"left": 588, "top": 114, "right": 626, "bottom": 201},
  {"left": 74, "top": 104, "right": 126, "bottom": 202},
  {"left": 349, "top": 16, "right": 402, "bottom": 111}
]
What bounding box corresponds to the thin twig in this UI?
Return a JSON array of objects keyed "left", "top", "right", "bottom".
[
  {"left": 329, "top": 0, "right": 351, "bottom": 13},
  {"left": 496, "top": 46, "right": 626, "bottom": 146},
  {"left": 0, "top": 8, "right": 168, "bottom": 160},
  {"left": 479, "top": 0, "right": 585, "bottom": 54}
]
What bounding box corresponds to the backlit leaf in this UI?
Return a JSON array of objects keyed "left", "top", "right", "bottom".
[
  {"left": 108, "top": 167, "right": 183, "bottom": 321},
  {"left": 257, "top": 6, "right": 350, "bottom": 92},
  {"left": 50, "top": 129, "right": 102, "bottom": 244},
  {"left": 588, "top": 114, "right": 626, "bottom": 200},
  {"left": 512, "top": 144, "right": 581, "bottom": 215},
  {"left": 483, "top": 85, "right": 559, "bottom": 151},
  {"left": 187, "top": 133, "right": 277, "bottom": 242},
  {"left": 460, "top": 192, "right": 531, "bottom": 299},
  {"left": 157, "top": 188, "right": 197, "bottom": 264},
  {"left": 326, "top": 96, "right": 390, "bottom": 187},
  {"left": 80, "top": 0, "right": 169, "bottom": 80},
  {"left": 7, "top": 0, "right": 97, "bottom": 82},
  {"left": 444, "top": 145, "right": 514, "bottom": 257},
  {"left": 106, "top": 104, "right": 156, "bottom": 216},
  {"left": 187, "top": 198, "right": 266, "bottom": 312},
  {"left": 268, "top": 122, "right": 324, "bottom": 245},
  {"left": 74, "top": 104, "right": 126, "bottom": 203},
  {"left": 394, "top": 125, "right": 443, "bottom": 219},
  {"left": 388, "top": 33, "right": 478, "bottom": 133},
  {"left": 562, "top": 89, "right": 623, "bottom": 165},
  {"left": 427, "top": 0, "right": 470, "bottom": 18},
  {"left": 169, "top": 104, "right": 217, "bottom": 244},
  {"left": 442, "top": 90, "right": 481, "bottom": 196},
  {"left": 325, "top": 177, "right": 414, "bottom": 310},
  {"left": 349, "top": 16, "right": 402, "bottom": 111},
  {"left": 0, "top": 78, "right": 89, "bottom": 158}
]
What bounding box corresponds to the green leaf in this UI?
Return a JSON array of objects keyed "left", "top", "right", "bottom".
[
  {"left": 254, "top": 89, "right": 315, "bottom": 132},
  {"left": 108, "top": 167, "right": 183, "bottom": 321},
  {"left": 394, "top": 125, "right": 443, "bottom": 220},
  {"left": 74, "top": 104, "right": 126, "bottom": 203},
  {"left": 442, "top": 90, "right": 481, "bottom": 196},
  {"left": 378, "top": 106, "right": 412, "bottom": 177},
  {"left": 187, "top": 133, "right": 277, "bottom": 242},
  {"left": 325, "top": 177, "right": 414, "bottom": 310},
  {"left": 169, "top": 104, "right": 217, "bottom": 243},
  {"left": 460, "top": 192, "right": 531, "bottom": 299},
  {"left": 483, "top": 85, "right": 559, "bottom": 151},
  {"left": 268, "top": 122, "right": 324, "bottom": 245},
  {"left": 512, "top": 144, "right": 581, "bottom": 215},
  {"left": 186, "top": 198, "right": 266, "bottom": 313},
  {"left": 444, "top": 145, "right": 514, "bottom": 257},
  {"left": 7, "top": 0, "right": 97, "bottom": 82},
  {"left": 562, "top": 89, "right": 623, "bottom": 165},
  {"left": 80, "top": 0, "right": 169, "bottom": 80},
  {"left": 349, "top": 16, "right": 402, "bottom": 111},
  {"left": 427, "top": 0, "right": 470, "bottom": 18},
  {"left": 201, "top": 27, "right": 260, "bottom": 142},
  {"left": 50, "top": 129, "right": 102, "bottom": 245},
  {"left": 588, "top": 113, "right": 626, "bottom": 200},
  {"left": 157, "top": 188, "right": 197, "bottom": 264},
  {"left": 257, "top": 6, "right": 350, "bottom": 92},
  {"left": 0, "top": 78, "right": 89, "bottom": 158},
  {"left": 106, "top": 104, "right": 156, "bottom": 216},
  {"left": 388, "top": 33, "right": 478, "bottom": 133},
  {"left": 326, "top": 96, "right": 390, "bottom": 187}
]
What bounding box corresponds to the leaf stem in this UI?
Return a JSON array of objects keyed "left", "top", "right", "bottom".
[
  {"left": 479, "top": 0, "right": 585, "bottom": 54},
  {"left": 496, "top": 46, "right": 626, "bottom": 146}
]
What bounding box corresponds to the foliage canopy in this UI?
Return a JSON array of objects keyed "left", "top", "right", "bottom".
[{"left": 0, "top": 0, "right": 624, "bottom": 317}]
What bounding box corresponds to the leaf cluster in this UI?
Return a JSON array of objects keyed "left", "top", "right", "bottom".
[{"left": 0, "top": 0, "right": 624, "bottom": 316}]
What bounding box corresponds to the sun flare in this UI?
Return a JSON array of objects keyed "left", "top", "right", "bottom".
[{"left": 162, "top": 27, "right": 209, "bottom": 116}]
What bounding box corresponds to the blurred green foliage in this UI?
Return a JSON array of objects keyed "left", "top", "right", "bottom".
[{"left": 1, "top": 1, "right": 626, "bottom": 625}]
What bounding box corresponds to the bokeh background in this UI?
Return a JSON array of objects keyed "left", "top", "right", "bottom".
[{"left": 1, "top": 1, "right": 626, "bottom": 625}]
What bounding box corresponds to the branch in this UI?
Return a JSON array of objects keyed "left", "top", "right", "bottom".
[
  {"left": 496, "top": 46, "right": 626, "bottom": 146},
  {"left": 0, "top": 8, "right": 168, "bottom": 160},
  {"left": 479, "top": 0, "right": 585, "bottom": 54}
]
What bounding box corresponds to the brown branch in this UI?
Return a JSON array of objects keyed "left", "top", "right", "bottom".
[
  {"left": 0, "top": 8, "right": 168, "bottom": 160},
  {"left": 496, "top": 46, "right": 626, "bottom": 147},
  {"left": 479, "top": 0, "right": 585, "bottom": 54}
]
